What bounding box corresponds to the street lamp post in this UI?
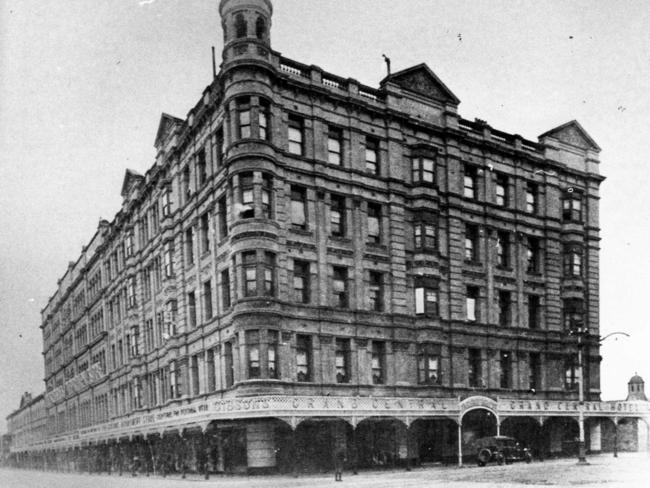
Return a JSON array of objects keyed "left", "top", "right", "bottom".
[{"left": 572, "top": 329, "right": 630, "bottom": 465}]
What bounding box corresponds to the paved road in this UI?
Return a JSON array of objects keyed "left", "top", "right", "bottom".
[{"left": 1, "top": 453, "right": 649, "bottom": 488}]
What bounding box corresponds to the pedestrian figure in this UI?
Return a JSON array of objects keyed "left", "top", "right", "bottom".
[{"left": 334, "top": 448, "right": 346, "bottom": 482}]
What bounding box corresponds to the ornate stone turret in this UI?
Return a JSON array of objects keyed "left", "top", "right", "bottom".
[
  {"left": 219, "top": 0, "right": 273, "bottom": 68},
  {"left": 626, "top": 374, "right": 647, "bottom": 401}
]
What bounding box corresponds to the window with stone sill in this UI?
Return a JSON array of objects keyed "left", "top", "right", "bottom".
[
  {"left": 246, "top": 330, "right": 261, "bottom": 379},
  {"left": 185, "top": 227, "right": 195, "bottom": 265},
  {"left": 367, "top": 202, "right": 382, "bottom": 245},
  {"left": 414, "top": 276, "right": 439, "bottom": 316},
  {"left": 335, "top": 338, "right": 350, "bottom": 384},
  {"left": 563, "top": 190, "right": 583, "bottom": 222},
  {"left": 495, "top": 173, "right": 508, "bottom": 207},
  {"left": 365, "top": 137, "right": 379, "bottom": 175},
  {"left": 414, "top": 221, "right": 436, "bottom": 251},
  {"left": 467, "top": 348, "right": 482, "bottom": 387},
  {"left": 290, "top": 185, "right": 307, "bottom": 230},
  {"left": 288, "top": 115, "right": 304, "bottom": 156},
  {"left": 497, "top": 290, "right": 511, "bottom": 327},
  {"left": 328, "top": 126, "right": 342, "bottom": 165},
  {"left": 332, "top": 266, "right": 349, "bottom": 308},
  {"left": 466, "top": 286, "right": 479, "bottom": 322},
  {"left": 464, "top": 223, "right": 480, "bottom": 263},
  {"left": 237, "top": 97, "right": 252, "bottom": 139},
  {"left": 564, "top": 357, "right": 579, "bottom": 390},
  {"left": 268, "top": 330, "right": 279, "bottom": 379},
  {"left": 330, "top": 194, "right": 346, "bottom": 237},
  {"left": 239, "top": 172, "right": 255, "bottom": 219},
  {"left": 525, "top": 182, "right": 538, "bottom": 214},
  {"left": 528, "top": 294, "right": 541, "bottom": 329},
  {"left": 187, "top": 290, "right": 197, "bottom": 329},
  {"left": 463, "top": 165, "right": 478, "bottom": 199},
  {"left": 293, "top": 259, "right": 310, "bottom": 304},
  {"left": 418, "top": 346, "right": 440, "bottom": 385},
  {"left": 371, "top": 341, "right": 385, "bottom": 385},
  {"left": 496, "top": 231, "right": 510, "bottom": 268},
  {"left": 500, "top": 351, "right": 512, "bottom": 389},
  {"left": 197, "top": 148, "right": 208, "bottom": 187},
  {"left": 412, "top": 156, "right": 435, "bottom": 185},
  {"left": 563, "top": 245, "right": 583, "bottom": 277},
  {"left": 182, "top": 166, "right": 192, "bottom": 202},
  {"left": 526, "top": 236, "right": 541, "bottom": 274},
  {"left": 296, "top": 334, "right": 312, "bottom": 382},
  {"left": 563, "top": 298, "right": 584, "bottom": 332},
  {"left": 368, "top": 271, "right": 384, "bottom": 312},
  {"left": 200, "top": 212, "right": 210, "bottom": 254}
]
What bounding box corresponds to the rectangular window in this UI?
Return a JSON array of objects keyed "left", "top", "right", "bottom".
[
  {"left": 414, "top": 220, "right": 436, "bottom": 250},
  {"left": 498, "top": 290, "right": 511, "bottom": 327},
  {"left": 526, "top": 236, "right": 541, "bottom": 274},
  {"left": 221, "top": 269, "right": 231, "bottom": 309},
  {"left": 218, "top": 196, "right": 228, "bottom": 239},
  {"left": 330, "top": 194, "right": 346, "bottom": 237},
  {"left": 563, "top": 245, "right": 583, "bottom": 277},
  {"left": 263, "top": 251, "right": 275, "bottom": 296},
  {"left": 332, "top": 266, "right": 349, "bottom": 308},
  {"left": 328, "top": 126, "right": 342, "bottom": 165},
  {"left": 466, "top": 286, "right": 479, "bottom": 322},
  {"left": 529, "top": 352, "right": 541, "bottom": 391},
  {"left": 243, "top": 251, "right": 257, "bottom": 297},
  {"left": 187, "top": 291, "right": 197, "bottom": 329},
  {"left": 182, "top": 166, "right": 191, "bottom": 202},
  {"left": 371, "top": 341, "right": 385, "bottom": 384},
  {"left": 224, "top": 341, "right": 234, "bottom": 387},
  {"left": 367, "top": 203, "right": 382, "bottom": 244},
  {"left": 290, "top": 185, "right": 307, "bottom": 229},
  {"left": 296, "top": 335, "right": 311, "bottom": 382},
  {"left": 465, "top": 223, "right": 479, "bottom": 262},
  {"left": 368, "top": 271, "right": 384, "bottom": 312},
  {"left": 268, "top": 330, "right": 279, "bottom": 379},
  {"left": 412, "top": 157, "right": 435, "bottom": 184},
  {"left": 528, "top": 295, "right": 541, "bottom": 329},
  {"left": 293, "top": 260, "right": 310, "bottom": 304},
  {"left": 203, "top": 280, "right": 213, "bottom": 321},
  {"left": 197, "top": 149, "right": 207, "bottom": 187},
  {"left": 215, "top": 127, "right": 225, "bottom": 168},
  {"left": 127, "top": 276, "right": 137, "bottom": 308},
  {"left": 246, "top": 330, "right": 260, "bottom": 379},
  {"left": 414, "top": 277, "right": 438, "bottom": 316},
  {"left": 565, "top": 356, "right": 578, "bottom": 390},
  {"left": 563, "top": 298, "right": 584, "bottom": 331},
  {"left": 496, "top": 231, "right": 510, "bottom": 268},
  {"left": 259, "top": 100, "right": 270, "bottom": 141},
  {"left": 525, "top": 182, "right": 538, "bottom": 214},
  {"left": 500, "top": 351, "right": 512, "bottom": 389},
  {"left": 200, "top": 213, "right": 210, "bottom": 254},
  {"left": 468, "top": 348, "right": 482, "bottom": 387},
  {"left": 418, "top": 345, "right": 440, "bottom": 384},
  {"left": 464, "top": 165, "right": 477, "bottom": 199},
  {"left": 495, "top": 173, "right": 508, "bottom": 206},
  {"left": 365, "top": 137, "right": 379, "bottom": 174},
  {"left": 185, "top": 227, "right": 194, "bottom": 265},
  {"left": 164, "top": 242, "right": 174, "bottom": 278},
  {"left": 206, "top": 349, "right": 215, "bottom": 392},
  {"left": 238, "top": 97, "right": 251, "bottom": 139},
  {"left": 162, "top": 187, "right": 172, "bottom": 217},
  {"left": 125, "top": 230, "right": 134, "bottom": 257},
  {"left": 563, "top": 192, "right": 583, "bottom": 221},
  {"left": 335, "top": 338, "right": 350, "bottom": 383},
  {"left": 191, "top": 355, "right": 200, "bottom": 396},
  {"left": 261, "top": 173, "right": 273, "bottom": 219},
  {"left": 239, "top": 172, "right": 255, "bottom": 218},
  {"left": 288, "top": 115, "right": 304, "bottom": 155}
]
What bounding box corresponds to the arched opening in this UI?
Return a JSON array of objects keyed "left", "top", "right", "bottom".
[
  {"left": 461, "top": 408, "right": 498, "bottom": 463},
  {"left": 292, "top": 418, "right": 352, "bottom": 474},
  {"left": 500, "top": 417, "right": 542, "bottom": 459},
  {"left": 255, "top": 16, "right": 266, "bottom": 39},
  {"left": 235, "top": 13, "right": 247, "bottom": 38},
  {"left": 355, "top": 417, "right": 408, "bottom": 469},
  {"left": 540, "top": 417, "right": 579, "bottom": 458},
  {"left": 410, "top": 417, "right": 458, "bottom": 465}
]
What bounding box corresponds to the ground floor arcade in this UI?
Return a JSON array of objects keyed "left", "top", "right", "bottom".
[{"left": 9, "top": 395, "right": 650, "bottom": 475}]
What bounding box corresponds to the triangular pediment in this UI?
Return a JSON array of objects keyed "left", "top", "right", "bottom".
[
  {"left": 381, "top": 63, "right": 460, "bottom": 105},
  {"left": 154, "top": 112, "right": 184, "bottom": 149},
  {"left": 539, "top": 120, "right": 600, "bottom": 151},
  {"left": 120, "top": 169, "right": 144, "bottom": 200}
]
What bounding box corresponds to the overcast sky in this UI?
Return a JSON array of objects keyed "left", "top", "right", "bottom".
[{"left": 1, "top": 0, "right": 648, "bottom": 426}]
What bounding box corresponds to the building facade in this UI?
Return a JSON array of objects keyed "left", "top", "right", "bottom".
[{"left": 8, "top": 0, "right": 650, "bottom": 476}]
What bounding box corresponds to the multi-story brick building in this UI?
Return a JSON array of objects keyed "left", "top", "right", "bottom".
[{"left": 9, "top": 0, "right": 650, "bottom": 476}]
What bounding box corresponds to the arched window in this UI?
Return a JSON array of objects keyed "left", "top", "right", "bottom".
[
  {"left": 235, "top": 13, "right": 247, "bottom": 38},
  {"left": 256, "top": 17, "right": 266, "bottom": 39}
]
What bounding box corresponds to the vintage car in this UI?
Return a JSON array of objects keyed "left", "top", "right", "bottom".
[{"left": 474, "top": 435, "right": 532, "bottom": 466}]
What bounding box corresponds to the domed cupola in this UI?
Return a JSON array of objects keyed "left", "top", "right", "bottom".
[
  {"left": 626, "top": 373, "right": 647, "bottom": 401},
  {"left": 219, "top": 0, "right": 273, "bottom": 68}
]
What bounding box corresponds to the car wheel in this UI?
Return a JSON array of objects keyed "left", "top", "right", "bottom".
[{"left": 477, "top": 449, "right": 491, "bottom": 467}]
